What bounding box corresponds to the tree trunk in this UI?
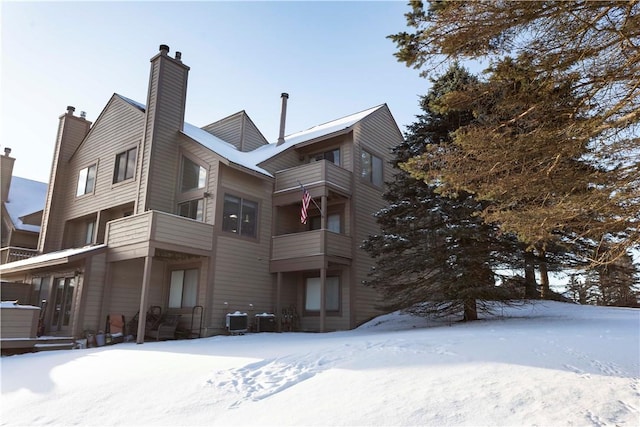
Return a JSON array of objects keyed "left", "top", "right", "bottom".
[
  {"left": 538, "top": 250, "right": 550, "bottom": 299},
  {"left": 524, "top": 251, "right": 538, "bottom": 299},
  {"left": 463, "top": 299, "right": 478, "bottom": 321}
]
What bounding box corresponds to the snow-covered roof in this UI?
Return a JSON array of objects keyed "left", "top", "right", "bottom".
[
  {"left": 5, "top": 176, "right": 47, "bottom": 233},
  {"left": 0, "top": 244, "right": 106, "bottom": 273},
  {"left": 115, "top": 94, "right": 384, "bottom": 178}
]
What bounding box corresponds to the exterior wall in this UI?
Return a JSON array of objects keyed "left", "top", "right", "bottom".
[
  {"left": 138, "top": 49, "right": 189, "bottom": 214},
  {"left": 202, "top": 111, "right": 268, "bottom": 152},
  {"left": 44, "top": 97, "right": 144, "bottom": 251},
  {"left": 350, "top": 106, "right": 403, "bottom": 327},
  {"left": 80, "top": 252, "right": 107, "bottom": 333},
  {"left": 209, "top": 164, "right": 273, "bottom": 334},
  {"left": 39, "top": 111, "right": 92, "bottom": 253},
  {"left": 177, "top": 135, "right": 222, "bottom": 225}
]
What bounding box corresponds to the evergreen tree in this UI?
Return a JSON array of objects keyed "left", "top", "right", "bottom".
[
  {"left": 390, "top": 0, "right": 640, "bottom": 265},
  {"left": 362, "top": 64, "right": 517, "bottom": 321}
]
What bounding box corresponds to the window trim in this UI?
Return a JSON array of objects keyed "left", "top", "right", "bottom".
[
  {"left": 168, "top": 268, "right": 199, "bottom": 309},
  {"left": 113, "top": 145, "right": 138, "bottom": 184},
  {"left": 304, "top": 274, "right": 341, "bottom": 315},
  {"left": 221, "top": 192, "right": 260, "bottom": 240},
  {"left": 360, "top": 148, "right": 384, "bottom": 188},
  {"left": 178, "top": 198, "right": 205, "bottom": 222},
  {"left": 310, "top": 147, "right": 341, "bottom": 166},
  {"left": 76, "top": 162, "right": 98, "bottom": 197},
  {"left": 180, "top": 155, "right": 207, "bottom": 193}
]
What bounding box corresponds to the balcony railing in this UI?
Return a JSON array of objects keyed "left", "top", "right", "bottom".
[
  {"left": 0, "top": 247, "right": 38, "bottom": 264},
  {"left": 106, "top": 210, "right": 214, "bottom": 253},
  {"left": 271, "top": 230, "right": 352, "bottom": 261},
  {"left": 274, "top": 161, "right": 352, "bottom": 195}
]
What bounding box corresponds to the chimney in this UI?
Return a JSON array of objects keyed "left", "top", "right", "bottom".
[
  {"left": 38, "top": 106, "right": 92, "bottom": 252},
  {"left": 137, "top": 44, "right": 190, "bottom": 213},
  {"left": 1, "top": 147, "right": 15, "bottom": 202},
  {"left": 277, "top": 93, "right": 289, "bottom": 146}
]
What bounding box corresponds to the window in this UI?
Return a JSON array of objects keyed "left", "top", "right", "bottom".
[
  {"left": 76, "top": 164, "right": 97, "bottom": 196},
  {"left": 222, "top": 194, "right": 258, "bottom": 238},
  {"left": 309, "top": 213, "right": 341, "bottom": 233},
  {"left": 305, "top": 276, "right": 340, "bottom": 312},
  {"left": 178, "top": 199, "right": 204, "bottom": 221},
  {"left": 168, "top": 269, "right": 198, "bottom": 308},
  {"left": 113, "top": 147, "right": 137, "bottom": 183},
  {"left": 85, "top": 220, "right": 95, "bottom": 245},
  {"left": 361, "top": 150, "right": 383, "bottom": 187},
  {"left": 311, "top": 148, "right": 340, "bottom": 166},
  {"left": 181, "top": 156, "right": 207, "bottom": 192}
]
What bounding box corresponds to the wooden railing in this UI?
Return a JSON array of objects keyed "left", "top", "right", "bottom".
[
  {"left": 274, "top": 161, "right": 352, "bottom": 195},
  {"left": 271, "top": 230, "right": 352, "bottom": 260},
  {"left": 0, "top": 247, "right": 38, "bottom": 264}
]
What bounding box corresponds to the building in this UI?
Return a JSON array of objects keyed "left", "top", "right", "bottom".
[
  {"left": 0, "top": 45, "right": 403, "bottom": 342},
  {"left": 1, "top": 149, "right": 47, "bottom": 264}
]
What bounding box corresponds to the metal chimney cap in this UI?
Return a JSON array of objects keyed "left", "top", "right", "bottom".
[
  {"left": 159, "top": 44, "right": 170, "bottom": 53},
  {"left": 281, "top": 93, "right": 289, "bottom": 98},
  {"left": 66, "top": 106, "right": 76, "bottom": 115},
  {"left": 4, "top": 147, "right": 11, "bottom": 156}
]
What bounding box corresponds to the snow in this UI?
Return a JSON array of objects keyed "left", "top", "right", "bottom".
[
  {"left": 0, "top": 244, "right": 106, "bottom": 272},
  {"left": 4, "top": 176, "right": 47, "bottom": 233},
  {"left": 116, "top": 94, "right": 383, "bottom": 177},
  {"left": 0, "top": 301, "right": 39, "bottom": 310},
  {"left": 1, "top": 301, "right": 638, "bottom": 426}
]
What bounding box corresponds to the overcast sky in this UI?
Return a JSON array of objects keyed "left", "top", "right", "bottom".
[{"left": 1, "top": 0, "right": 438, "bottom": 183}]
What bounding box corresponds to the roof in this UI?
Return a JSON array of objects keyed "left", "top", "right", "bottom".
[
  {"left": 0, "top": 244, "right": 107, "bottom": 274},
  {"left": 5, "top": 176, "right": 48, "bottom": 233},
  {"left": 116, "top": 94, "right": 384, "bottom": 178}
]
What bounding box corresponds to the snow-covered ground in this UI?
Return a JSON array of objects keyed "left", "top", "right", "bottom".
[{"left": 1, "top": 301, "right": 638, "bottom": 426}]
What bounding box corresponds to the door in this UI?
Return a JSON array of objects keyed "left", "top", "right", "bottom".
[{"left": 50, "top": 277, "right": 76, "bottom": 333}]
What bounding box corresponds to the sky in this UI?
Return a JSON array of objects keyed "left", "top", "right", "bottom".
[
  {"left": 2, "top": 300, "right": 639, "bottom": 426},
  {"left": 1, "top": 1, "right": 433, "bottom": 184}
]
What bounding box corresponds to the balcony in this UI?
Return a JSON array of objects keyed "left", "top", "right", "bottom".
[
  {"left": 105, "top": 211, "right": 214, "bottom": 259},
  {"left": 0, "top": 247, "right": 38, "bottom": 264},
  {"left": 270, "top": 230, "right": 352, "bottom": 272},
  {"left": 274, "top": 161, "right": 352, "bottom": 202}
]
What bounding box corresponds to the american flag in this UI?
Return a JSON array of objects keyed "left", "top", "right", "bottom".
[{"left": 300, "top": 188, "right": 311, "bottom": 224}]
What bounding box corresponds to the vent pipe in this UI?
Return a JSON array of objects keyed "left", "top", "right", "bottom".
[{"left": 277, "top": 92, "right": 289, "bottom": 146}]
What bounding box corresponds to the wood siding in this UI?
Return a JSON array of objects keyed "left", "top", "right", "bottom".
[
  {"left": 209, "top": 165, "right": 273, "bottom": 334},
  {"left": 80, "top": 252, "right": 107, "bottom": 332},
  {"left": 351, "top": 106, "right": 403, "bottom": 327},
  {"left": 202, "top": 111, "right": 268, "bottom": 152},
  {"left": 0, "top": 305, "right": 39, "bottom": 338},
  {"left": 106, "top": 210, "right": 214, "bottom": 253},
  {"left": 40, "top": 113, "right": 92, "bottom": 253},
  {"left": 271, "top": 231, "right": 351, "bottom": 261},
  {"left": 274, "top": 160, "right": 352, "bottom": 197}
]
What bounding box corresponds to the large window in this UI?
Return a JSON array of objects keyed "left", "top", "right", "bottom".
[
  {"left": 361, "top": 150, "right": 383, "bottom": 187},
  {"left": 178, "top": 199, "right": 204, "bottom": 221},
  {"left": 113, "top": 147, "right": 137, "bottom": 183},
  {"left": 305, "top": 276, "right": 340, "bottom": 312},
  {"left": 222, "top": 194, "right": 258, "bottom": 238},
  {"left": 181, "top": 156, "right": 207, "bottom": 192},
  {"left": 168, "top": 269, "right": 198, "bottom": 308},
  {"left": 76, "top": 164, "right": 97, "bottom": 196},
  {"left": 311, "top": 148, "right": 340, "bottom": 166}
]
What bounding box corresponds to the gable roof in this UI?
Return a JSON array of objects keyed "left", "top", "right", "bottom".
[
  {"left": 115, "top": 94, "right": 385, "bottom": 178},
  {"left": 4, "top": 177, "right": 47, "bottom": 233}
]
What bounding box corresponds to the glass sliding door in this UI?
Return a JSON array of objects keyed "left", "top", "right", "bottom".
[{"left": 51, "top": 277, "right": 76, "bottom": 332}]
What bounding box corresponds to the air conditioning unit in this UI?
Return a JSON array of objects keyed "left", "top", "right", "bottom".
[
  {"left": 255, "top": 313, "right": 276, "bottom": 332},
  {"left": 226, "top": 311, "right": 248, "bottom": 334}
]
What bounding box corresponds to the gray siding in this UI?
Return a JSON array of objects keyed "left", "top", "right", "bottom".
[
  {"left": 202, "top": 111, "right": 268, "bottom": 152},
  {"left": 351, "top": 106, "right": 403, "bottom": 326},
  {"left": 209, "top": 165, "right": 273, "bottom": 333}
]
